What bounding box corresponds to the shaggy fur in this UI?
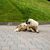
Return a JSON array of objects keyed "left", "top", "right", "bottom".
[
  {"left": 15, "top": 18, "right": 39, "bottom": 33},
  {"left": 15, "top": 22, "right": 34, "bottom": 32},
  {"left": 26, "top": 18, "right": 39, "bottom": 33},
  {"left": 15, "top": 22, "right": 27, "bottom": 32}
]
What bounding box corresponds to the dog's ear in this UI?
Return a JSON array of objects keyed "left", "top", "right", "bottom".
[
  {"left": 26, "top": 22, "right": 30, "bottom": 24},
  {"left": 28, "top": 22, "right": 30, "bottom": 24}
]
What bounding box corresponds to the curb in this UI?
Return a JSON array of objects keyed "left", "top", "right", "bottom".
[
  {"left": 0, "top": 22, "right": 50, "bottom": 25},
  {"left": 0, "top": 22, "right": 20, "bottom": 26}
]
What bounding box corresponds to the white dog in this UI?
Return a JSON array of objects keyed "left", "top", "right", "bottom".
[{"left": 26, "top": 18, "right": 39, "bottom": 33}]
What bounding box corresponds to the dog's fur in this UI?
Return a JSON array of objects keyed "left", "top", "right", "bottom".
[
  {"left": 15, "top": 22, "right": 34, "bottom": 32},
  {"left": 26, "top": 18, "right": 39, "bottom": 33},
  {"left": 15, "top": 18, "right": 39, "bottom": 33},
  {"left": 15, "top": 23, "right": 27, "bottom": 31}
]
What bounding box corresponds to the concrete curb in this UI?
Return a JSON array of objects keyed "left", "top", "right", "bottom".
[
  {"left": 0, "top": 22, "right": 50, "bottom": 25},
  {"left": 0, "top": 22, "right": 20, "bottom": 25}
]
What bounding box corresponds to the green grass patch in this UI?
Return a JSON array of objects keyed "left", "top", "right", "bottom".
[{"left": 0, "top": 0, "right": 50, "bottom": 23}]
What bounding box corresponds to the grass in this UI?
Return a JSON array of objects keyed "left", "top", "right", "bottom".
[{"left": 0, "top": 0, "right": 50, "bottom": 23}]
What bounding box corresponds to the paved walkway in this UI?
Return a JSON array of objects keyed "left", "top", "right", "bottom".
[{"left": 0, "top": 25, "right": 50, "bottom": 50}]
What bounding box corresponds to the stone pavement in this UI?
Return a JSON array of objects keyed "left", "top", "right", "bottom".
[{"left": 0, "top": 25, "right": 50, "bottom": 50}]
